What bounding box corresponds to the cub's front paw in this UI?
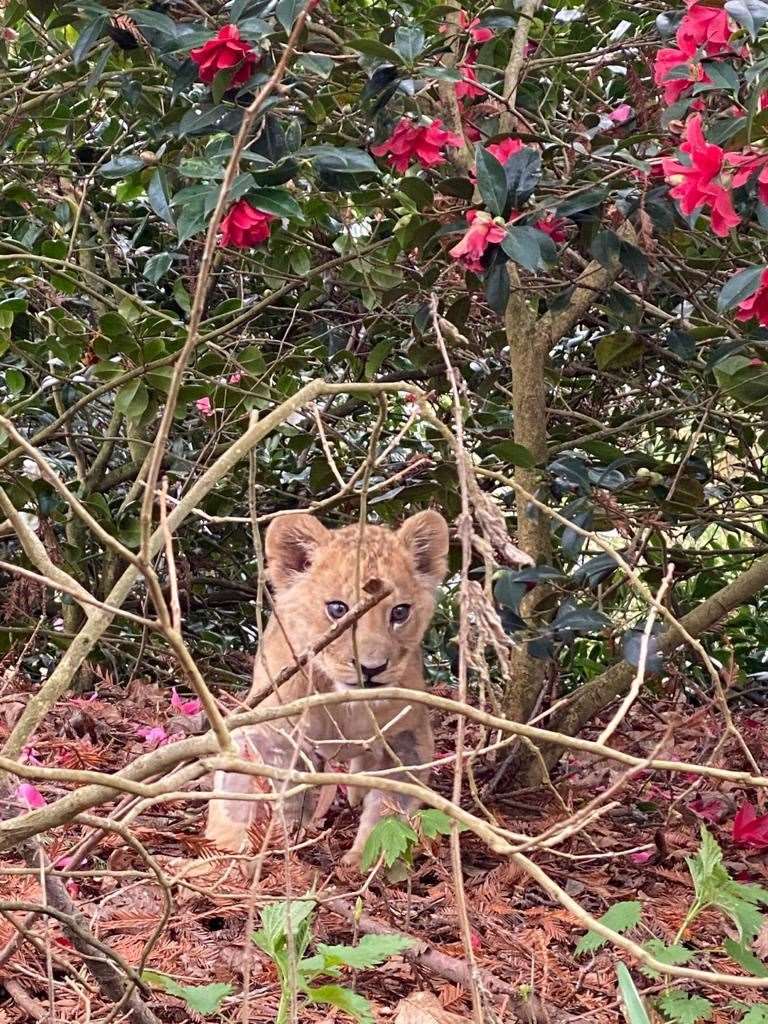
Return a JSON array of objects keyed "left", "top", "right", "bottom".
[{"left": 340, "top": 847, "right": 364, "bottom": 871}]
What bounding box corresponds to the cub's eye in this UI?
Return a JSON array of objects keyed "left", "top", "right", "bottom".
[
  {"left": 326, "top": 601, "right": 349, "bottom": 620},
  {"left": 390, "top": 604, "right": 411, "bottom": 625}
]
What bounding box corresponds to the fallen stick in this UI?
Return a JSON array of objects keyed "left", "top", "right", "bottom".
[
  {"left": 1, "top": 977, "right": 47, "bottom": 1021},
  {"left": 325, "top": 897, "right": 557, "bottom": 1024}
]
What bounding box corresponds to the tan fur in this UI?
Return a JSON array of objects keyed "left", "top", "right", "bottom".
[{"left": 205, "top": 510, "right": 449, "bottom": 867}]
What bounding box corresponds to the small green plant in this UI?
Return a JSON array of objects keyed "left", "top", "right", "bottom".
[
  {"left": 360, "top": 809, "right": 462, "bottom": 873},
  {"left": 251, "top": 899, "right": 412, "bottom": 1024},
  {"left": 576, "top": 830, "right": 768, "bottom": 1024},
  {"left": 141, "top": 970, "right": 232, "bottom": 1015}
]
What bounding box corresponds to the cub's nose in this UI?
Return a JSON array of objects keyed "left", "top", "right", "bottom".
[{"left": 360, "top": 661, "right": 388, "bottom": 683}]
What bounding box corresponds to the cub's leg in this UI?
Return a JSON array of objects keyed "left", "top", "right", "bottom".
[
  {"left": 205, "top": 724, "right": 324, "bottom": 852},
  {"left": 343, "top": 708, "right": 434, "bottom": 869}
]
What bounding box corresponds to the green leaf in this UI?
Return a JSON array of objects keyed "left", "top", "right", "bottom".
[
  {"left": 73, "top": 15, "right": 107, "bottom": 66},
  {"left": 307, "top": 984, "right": 374, "bottom": 1024},
  {"left": 180, "top": 158, "right": 226, "bottom": 179},
  {"left": 591, "top": 229, "right": 621, "bottom": 269},
  {"left": 619, "top": 240, "right": 648, "bottom": 281},
  {"left": 475, "top": 145, "right": 508, "bottom": 217},
  {"left": 734, "top": 1004, "right": 768, "bottom": 1023},
  {"left": 248, "top": 187, "right": 303, "bottom": 221},
  {"left": 176, "top": 202, "right": 208, "bottom": 244},
  {"left": 502, "top": 226, "right": 545, "bottom": 271},
  {"left": 595, "top": 333, "right": 644, "bottom": 370},
  {"left": 211, "top": 66, "right": 235, "bottom": 104},
  {"left": 416, "top": 808, "right": 456, "bottom": 838},
  {"left": 316, "top": 933, "right": 413, "bottom": 970},
  {"left": 686, "top": 828, "right": 768, "bottom": 944},
  {"left": 504, "top": 148, "right": 541, "bottom": 205},
  {"left": 393, "top": 25, "right": 425, "bottom": 62},
  {"left": 276, "top": 0, "right": 303, "bottom": 32},
  {"left": 490, "top": 440, "right": 537, "bottom": 468},
  {"left": 99, "top": 156, "right": 146, "bottom": 180},
  {"left": 307, "top": 146, "right": 380, "bottom": 189},
  {"left": 144, "top": 253, "right": 173, "bottom": 285},
  {"left": 347, "top": 37, "right": 402, "bottom": 62},
  {"left": 115, "top": 380, "right": 149, "bottom": 420},
  {"left": 658, "top": 990, "right": 713, "bottom": 1024},
  {"left": 141, "top": 971, "right": 232, "bottom": 1015},
  {"left": 360, "top": 816, "right": 417, "bottom": 870},
  {"left": 717, "top": 265, "right": 766, "bottom": 312},
  {"left": 5, "top": 368, "right": 25, "bottom": 395},
  {"left": 616, "top": 963, "right": 651, "bottom": 1024},
  {"left": 146, "top": 169, "right": 174, "bottom": 226},
  {"left": 575, "top": 901, "right": 643, "bottom": 956},
  {"left": 724, "top": 938, "right": 768, "bottom": 978},
  {"left": 252, "top": 900, "right": 316, "bottom": 958},
  {"left": 725, "top": 0, "right": 768, "bottom": 39},
  {"left": 640, "top": 940, "right": 695, "bottom": 979}
]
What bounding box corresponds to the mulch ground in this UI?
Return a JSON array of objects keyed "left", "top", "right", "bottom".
[{"left": 1, "top": 673, "right": 768, "bottom": 1023}]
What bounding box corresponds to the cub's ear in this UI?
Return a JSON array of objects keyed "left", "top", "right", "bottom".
[
  {"left": 398, "top": 510, "right": 449, "bottom": 589},
  {"left": 265, "top": 514, "right": 329, "bottom": 590}
]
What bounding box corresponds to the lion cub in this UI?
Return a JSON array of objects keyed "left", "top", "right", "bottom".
[{"left": 205, "top": 510, "right": 449, "bottom": 867}]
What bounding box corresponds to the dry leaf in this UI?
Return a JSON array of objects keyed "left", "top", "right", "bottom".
[{"left": 394, "top": 991, "right": 471, "bottom": 1024}]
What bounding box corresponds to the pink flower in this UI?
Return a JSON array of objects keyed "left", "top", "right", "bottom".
[
  {"left": 486, "top": 137, "right": 524, "bottom": 165},
  {"left": 449, "top": 210, "right": 507, "bottom": 272},
  {"left": 653, "top": 42, "right": 708, "bottom": 104},
  {"left": 189, "top": 25, "right": 260, "bottom": 87},
  {"left": 228, "top": 371, "right": 243, "bottom": 384},
  {"left": 17, "top": 783, "right": 46, "bottom": 810},
  {"left": 733, "top": 802, "right": 768, "bottom": 848},
  {"left": 171, "top": 687, "right": 202, "bottom": 716},
  {"left": 688, "top": 794, "right": 727, "bottom": 822},
  {"left": 195, "top": 396, "right": 214, "bottom": 418},
  {"left": 371, "top": 118, "right": 463, "bottom": 173},
  {"left": 136, "top": 725, "right": 168, "bottom": 746},
  {"left": 469, "top": 138, "right": 523, "bottom": 181},
  {"left": 677, "top": 1, "right": 733, "bottom": 55},
  {"left": 728, "top": 150, "right": 768, "bottom": 205},
  {"left": 661, "top": 114, "right": 740, "bottom": 236},
  {"left": 440, "top": 10, "right": 494, "bottom": 43},
  {"left": 534, "top": 213, "right": 569, "bottom": 243},
  {"left": 734, "top": 268, "right": 768, "bottom": 325},
  {"left": 629, "top": 850, "right": 654, "bottom": 864},
  {"left": 219, "top": 200, "right": 274, "bottom": 249},
  {"left": 609, "top": 103, "right": 633, "bottom": 124},
  {"left": 456, "top": 49, "right": 484, "bottom": 99},
  {"left": 459, "top": 10, "right": 494, "bottom": 43},
  {"left": 462, "top": 117, "right": 482, "bottom": 142}
]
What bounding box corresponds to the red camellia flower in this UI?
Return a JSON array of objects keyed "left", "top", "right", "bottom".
[
  {"left": 189, "top": 25, "right": 259, "bottom": 87},
  {"left": 486, "top": 137, "right": 524, "bottom": 164},
  {"left": 371, "top": 118, "right": 463, "bottom": 173},
  {"left": 677, "top": 0, "right": 733, "bottom": 55},
  {"left": 653, "top": 40, "right": 709, "bottom": 104},
  {"left": 219, "top": 200, "right": 274, "bottom": 248},
  {"left": 728, "top": 150, "right": 768, "bottom": 205},
  {"left": 440, "top": 10, "right": 494, "bottom": 43},
  {"left": 458, "top": 9, "right": 494, "bottom": 42},
  {"left": 733, "top": 802, "right": 768, "bottom": 847},
  {"left": 535, "top": 213, "right": 569, "bottom": 243},
  {"left": 661, "top": 114, "right": 740, "bottom": 236},
  {"left": 449, "top": 210, "right": 507, "bottom": 272},
  {"left": 734, "top": 268, "right": 768, "bottom": 325},
  {"left": 456, "top": 49, "right": 485, "bottom": 99}
]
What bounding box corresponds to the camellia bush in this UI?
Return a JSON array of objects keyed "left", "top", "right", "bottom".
[{"left": 5, "top": 0, "right": 768, "bottom": 1020}]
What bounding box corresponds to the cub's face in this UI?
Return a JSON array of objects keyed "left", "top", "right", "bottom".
[{"left": 265, "top": 511, "right": 449, "bottom": 688}]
